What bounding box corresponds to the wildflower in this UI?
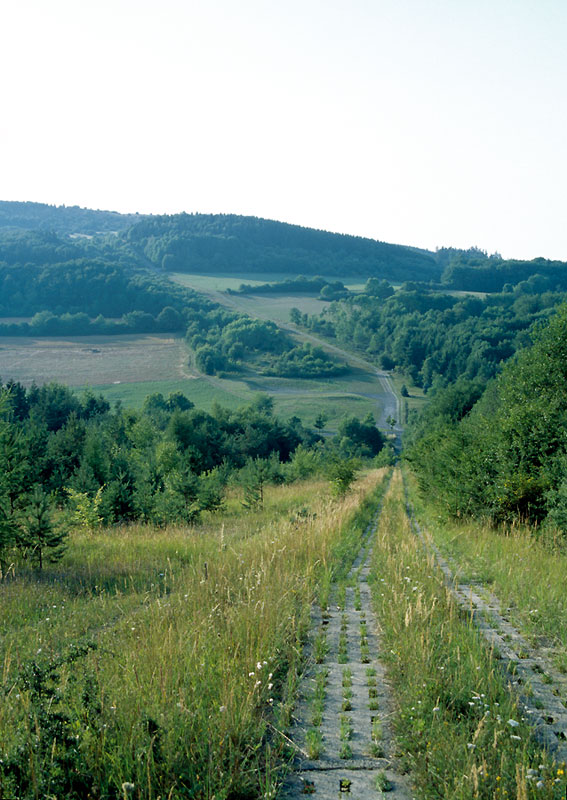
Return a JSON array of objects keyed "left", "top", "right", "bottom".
[
  {"left": 432, "top": 707, "right": 440, "bottom": 712},
  {"left": 510, "top": 735, "right": 521, "bottom": 741},
  {"left": 219, "top": 705, "right": 227, "bottom": 713},
  {"left": 249, "top": 672, "right": 255, "bottom": 677},
  {"left": 557, "top": 769, "right": 565, "bottom": 776},
  {"left": 507, "top": 719, "right": 519, "bottom": 727},
  {"left": 257, "top": 662, "right": 263, "bottom": 671},
  {"left": 467, "top": 743, "right": 476, "bottom": 750}
]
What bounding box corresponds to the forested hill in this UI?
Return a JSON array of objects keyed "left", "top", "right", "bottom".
[
  {"left": 123, "top": 213, "right": 440, "bottom": 282},
  {"left": 0, "top": 201, "right": 142, "bottom": 235}
]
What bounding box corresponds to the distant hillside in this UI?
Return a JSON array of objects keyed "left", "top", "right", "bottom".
[
  {"left": 0, "top": 200, "right": 142, "bottom": 235},
  {"left": 125, "top": 213, "right": 440, "bottom": 282},
  {"left": 441, "top": 254, "right": 567, "bottom": 292},
  {"left": 4, "top": 201, "right": 567, "bottom": 291}
]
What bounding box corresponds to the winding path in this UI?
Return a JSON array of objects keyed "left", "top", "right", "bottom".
[{"left": 177, "top": 283, "right": 402, "bottom": 444}]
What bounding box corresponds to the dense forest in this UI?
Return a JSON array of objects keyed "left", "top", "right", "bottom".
[
  {"left": 124, "top": 212, "right": 440, "bottom": 281},
  {"left": 441, "top": 253, "right": 567, "bottom": 292},
  {"left": 295, "top": 278, "right": 565, "bottom": 389},
  {"left": 405, "top": 304, "right": 567, "bottom": 531},
  {"left": 0, "top": 201, "right": 141, "bottom": 235},
  {"left": 0, "top": 380, "right": 387, "bottom": 569},
  {"left": 294, "top": 275, "right": 567, "bottom": 534}
]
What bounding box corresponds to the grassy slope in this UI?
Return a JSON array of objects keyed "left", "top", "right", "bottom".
[
  {"left": 405, "top": 468, "right": 567, "bottom": 674},
  {"left": 0, "top": 472, "right": 388, "bottom": 799}
]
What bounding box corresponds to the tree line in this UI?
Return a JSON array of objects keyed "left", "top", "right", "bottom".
[
  {"left": 295, "top": 279, "right": 565, "bottom": 390},
  {"left": 0, "top": 380, "right": 388, "bottom": 571},
  {"left": 405, "top": 304, "right": 567, "bottom": 532}
]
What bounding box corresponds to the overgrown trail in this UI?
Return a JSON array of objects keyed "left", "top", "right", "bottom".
[
  {"left": 404, "top": 485, "right": 567, "bottom": 764},
  {"left": 281, "top": 495, "right": 412, "bottom": 798}
]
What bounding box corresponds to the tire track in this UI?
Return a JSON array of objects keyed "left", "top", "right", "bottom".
[
  {"left": 281, "top": 494, "right": 413, "bottom": 798},
  {"left": 403, "top": 479, "right": 567, "bottom": 764}
]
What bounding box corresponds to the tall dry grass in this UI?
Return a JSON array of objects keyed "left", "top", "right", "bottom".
[
  {"left": 0, "top": 470, "right": 388, "bottom": 799},
  {"left": 370, "top": 469, "right": 563, "bottom": 799}
]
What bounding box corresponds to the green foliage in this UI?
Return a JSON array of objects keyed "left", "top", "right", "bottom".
[
  {"left": 408, "top": 304, "right": 567, "bottom": 528},
  {"left": 263, "top": 342, "right": 347, "bottom": 378},
  {"left": 336, "top": 414, "right": 384, "bottom": 457},
  {"left": 301, "top": 284, "right": 565, "bottom": 390},
  {"left": 127, "top": 212, "right": 439, "bottom": 282},
  {"left": 238, "top": 455, "right": 282, "bottom": 510},
  {"left": 17, "top": 487, "right": 67, "bottom": 570},
  {"left": 441, "top": 251, "right": 567, "bottom": 292},
  {"left": 0, "top": 643, "right": 99, "bottom": 798},
  {"left": 313, "top": 411, "right": 327, "bottom": 430},
  {"left": 327, "top": 456, "right": 359, "bottom": 497},
  {"left": 65, "top": 486, "right": 104, "bottom": 531}
]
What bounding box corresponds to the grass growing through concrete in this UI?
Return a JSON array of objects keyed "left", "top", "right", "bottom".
[
  {"left": 0, "top": 471, "right": 388, "bottom": 799},
  {"left": 370, "top": 469, "right": 565, "bottom": 799},
  {"left": 406, "top": 470, "right": 567, "bottom": 674}
]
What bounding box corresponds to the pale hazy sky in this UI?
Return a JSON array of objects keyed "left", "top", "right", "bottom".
[{"left": 1, "top": 0, "right": 566, "bottom": 259}]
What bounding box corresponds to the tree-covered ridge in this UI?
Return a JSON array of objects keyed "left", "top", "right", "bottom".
[
  {"left": 441, "top": 253, "right": 567, "bottom": 292},
  {"left": 124, "top": 212, "right": 440, "bottom": 282},
  {"left": 0, "top": 200, "right": 142, "bottom": 234},
  {"left": 297, "top": 281, "right": 565, "bottom": 389}
]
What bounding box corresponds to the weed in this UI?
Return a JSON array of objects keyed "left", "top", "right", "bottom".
[
  {"left": 314, "top": 631, "right": 329, "bottom": 664},
  {"left": 305, "top": 729, "right": 323, "bottom": 759},
  {"left": 374, "top": 770, "right": 392, "bottom": 792},
  {"left": 339, "top": 714, "right": 353, "bottom": 741},
  {"left": 371, "top": 716, "right": 383, "bottom": 742},
  {"left": 339, "top": 742, "right": 353, "bottom": 759}
]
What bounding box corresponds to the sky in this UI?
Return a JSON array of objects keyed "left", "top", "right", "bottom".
[{"left": 1, "top": 0, "right": 566, "bottom": 260}]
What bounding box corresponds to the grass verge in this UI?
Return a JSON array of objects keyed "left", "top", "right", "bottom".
[
  {"left": 405, "top": 469, "right": 567, "bottom": 674},
  {"left": 370, "top": 469, "right": 566, "bottom": 799}
]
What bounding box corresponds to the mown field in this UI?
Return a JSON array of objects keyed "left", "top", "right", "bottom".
[
  {"left": 0, "top": 334, "right": 188, "bottom": 389},
  {"left": 0, "top": 314, "right": 392, "bottom": 432}
]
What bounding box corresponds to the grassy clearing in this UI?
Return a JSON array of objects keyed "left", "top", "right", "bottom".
[
  {"left": 169, "top": 272, "right": 366, "bottom": 294},
  {"left": 388, "top": 372, "right": 427, "bottom": 421},
  {"left": 217, "top": 293, "right": 331, "bottom": 322},
  {"left": 370, "top": 469, "right": 565, "bottom": 799},
  {"left": 0, "top": 471, "right": 388, "bottom": 799},
  {"left": 405, "top": 470, "right": 567, "bottom": 673},
  {"left": 91, "top": 376, "right": 248, "bottom": 411}
]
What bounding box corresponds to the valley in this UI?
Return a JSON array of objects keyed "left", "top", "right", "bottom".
[{"left": 2, "top": 203, "right": 567, "bottom": 798}]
